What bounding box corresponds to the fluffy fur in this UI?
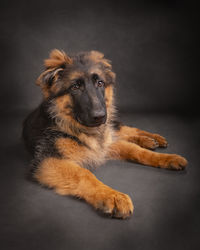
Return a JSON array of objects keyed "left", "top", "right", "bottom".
[{"left": 23, "top": 49, "right": 187, "bottom": 219}]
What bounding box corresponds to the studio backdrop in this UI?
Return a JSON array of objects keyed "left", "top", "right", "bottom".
[{"left": 0, "top": 0, "right": 198, "bottom": 116}]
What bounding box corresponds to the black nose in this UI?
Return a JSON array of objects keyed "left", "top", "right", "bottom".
[{"left": 92, "top": 110, "right": 106, "bottom": 123}]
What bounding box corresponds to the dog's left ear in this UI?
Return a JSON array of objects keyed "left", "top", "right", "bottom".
[
  {"left": 36, "top": 49, "right": 72, "bottom": 97},
  {"left": 89, "top": 51, "right": 116, "bottom": 85}
]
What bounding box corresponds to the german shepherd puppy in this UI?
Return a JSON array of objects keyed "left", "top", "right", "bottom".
[{"left": 23, "top": 49, "right": 187, "bottom": 219}]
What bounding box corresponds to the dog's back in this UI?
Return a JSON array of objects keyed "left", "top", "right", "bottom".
[{"left": 22, "top": 104, "right": 51, "bottom": 154}]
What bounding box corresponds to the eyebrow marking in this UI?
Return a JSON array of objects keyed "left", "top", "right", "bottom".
[
  {"left": 89, "top": 67, "right": 102, "bottom": 76},
  {"left": 69, "top": 71, "right": 85, "bottom": 81}
]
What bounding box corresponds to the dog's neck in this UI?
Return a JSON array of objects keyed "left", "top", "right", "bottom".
[
  {"left": 53, "top": 113, "right": 108, "bottom": 137},
  {"left": 43, "top": 97, "right": 116, "bottom": 150}
]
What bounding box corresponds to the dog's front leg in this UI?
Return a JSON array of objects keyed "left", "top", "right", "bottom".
[
  {"left": 109, "top": 140, "right": 187, "bottom": 170},
  {"left": 34, "top": 157, "right": 133, "bottom": 218},
  {"left": 116, "top": 125, "right": 168, "bottom": 149}
]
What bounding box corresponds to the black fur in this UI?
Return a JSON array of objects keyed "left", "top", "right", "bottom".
[
  {"left": 30, "top": 128, "right": 85, "bottom": 173},
  {"left": 23, "top": 103, "right": 52, "bottom": 154},
  {"left": 23, "top": 100, "right": 85, "bottom": 172},
  {"left": 111, "top": 120, "right": 122, "bottom": 131},
  {"left": 23, "top": 50, "right": 117, "bottom": 173}
]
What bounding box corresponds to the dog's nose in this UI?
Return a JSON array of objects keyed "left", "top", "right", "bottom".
[{"left": 92, "top": 110, "right": 106, "bottom": 123}]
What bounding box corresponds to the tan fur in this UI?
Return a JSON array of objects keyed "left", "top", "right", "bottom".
[
  {"left": 35, "top": 158, "right": 133, "bottom": 218},
  {"left": 68, "top": 71, "right": 85, "bottom": 81},
  {"left": 36, "top": 49, "right": 73, "bottom": 97},
  {"left": 108, "top": 140, "right": 187, "bottom": 170},
  {"left": 54, "top": 95, "right": 73, "bottom": 117},
  {"left": 36, "top": 68, "right": 63, "bottom": 98},
  {"left": 32, "top": 49, "right": 188, "bottom": 219},
  {"left": 116, "top": 126, "right": 168, "bottom": 149},
  {"left": 88, "top": 50, "right": 112, "bottom": 69},
  {"left": 105, "top": 85, "right": 114, "bottom": 108},
  {"left": 48, "top": 94, "right": 83, "bottom": 135},
  {"left": 55, "top": 123, "right": 114, "bottom": 168},
  {"left": 44, "top": 49, "right": 72, "bottom": 68}
]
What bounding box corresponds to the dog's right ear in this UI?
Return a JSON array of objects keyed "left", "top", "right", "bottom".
[{"left": 36, "top": 49, "right": 72, "bottom": 98}]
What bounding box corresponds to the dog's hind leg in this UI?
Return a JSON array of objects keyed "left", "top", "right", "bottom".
[
  {"left": 34, "top": 158, "right": 133, "bottom": 219},
  {"left": 116, "top": 125, "right": 168, "bottom": 149},
  {"left": 109, "top": 140, "right": 187, "bottom": 170}
]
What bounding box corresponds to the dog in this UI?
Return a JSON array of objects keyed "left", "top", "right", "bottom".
[{"left": 23, "top": 49, "right": 187, "bottom": 219}]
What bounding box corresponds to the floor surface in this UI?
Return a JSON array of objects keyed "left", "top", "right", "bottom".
[{"left": 1, "top": 111, "right": 200, "bottom": 250}]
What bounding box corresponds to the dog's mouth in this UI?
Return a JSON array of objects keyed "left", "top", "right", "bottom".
[{"left": 76, "top": 116, "right": 106, "bottom": 127}]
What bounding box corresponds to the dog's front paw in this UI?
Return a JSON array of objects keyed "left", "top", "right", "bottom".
[
  {"left": 95, "top": 190, "right": 134, "bottom": 219},
  {"left": 153, "top": 134, "right": 168, "bottom": 147},
  {"left": 160, "top": 154, "right": 188, "bottom": 170},
  {"left": 139, "top": 136, "right": 159, "bottom": 150}
]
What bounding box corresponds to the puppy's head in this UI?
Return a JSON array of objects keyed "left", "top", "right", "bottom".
[{"left": 37, "top": 49, "right": 116, "bottom": 128}]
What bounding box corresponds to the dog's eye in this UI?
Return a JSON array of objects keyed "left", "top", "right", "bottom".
[
  {"left": 92, "top": 74, "right": 99, "bottom": 81},
  {"left": 71, "top": 83, "right": 80, "bottom": 90},
  {"left": 97, "top": 80, "right": 104, "bottom": 87},
  {"left": 71, "top": 80, "right": 82, "bottom": 90}
]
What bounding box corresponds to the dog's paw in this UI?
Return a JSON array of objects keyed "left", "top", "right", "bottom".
[
  {"left": 160, "top": 154, "right": 188, "bottom": 170},
  {"left": 95, "top": 190, "right": 134, "bottom": 219},
  {"left": 140, "top": 136, "right": 159, "bottom": 150},
  {"left": 153, "top": 134, "right": 168, "bottom": 147}
]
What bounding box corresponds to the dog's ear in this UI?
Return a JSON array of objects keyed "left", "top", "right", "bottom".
[
  {"left": 44, "top": 49, "right": 72, "bottom": 69},
  {"left": 89, "top": 51, "right": 116, "bottom": 85},
  {"left": 36, "top": 49, "right": 72, "bottom": 97},
  {"left": 90, "top": 50, "right": 112, "bottom": 69}
]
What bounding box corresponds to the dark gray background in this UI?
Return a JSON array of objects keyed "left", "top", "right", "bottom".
[
  {"left": 0, "top": 0, "right": 198, "bottom": 114},
  {"left": 1, "top": 1, "right": 199, "bottom": 250}
]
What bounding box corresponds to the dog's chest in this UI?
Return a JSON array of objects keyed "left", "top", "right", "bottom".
[
  {"left": 56, "top": 127, "right": 114, "bottom": 167},
  {"left": 79, "top": 128, "right": 114, "bottom": 167}
]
